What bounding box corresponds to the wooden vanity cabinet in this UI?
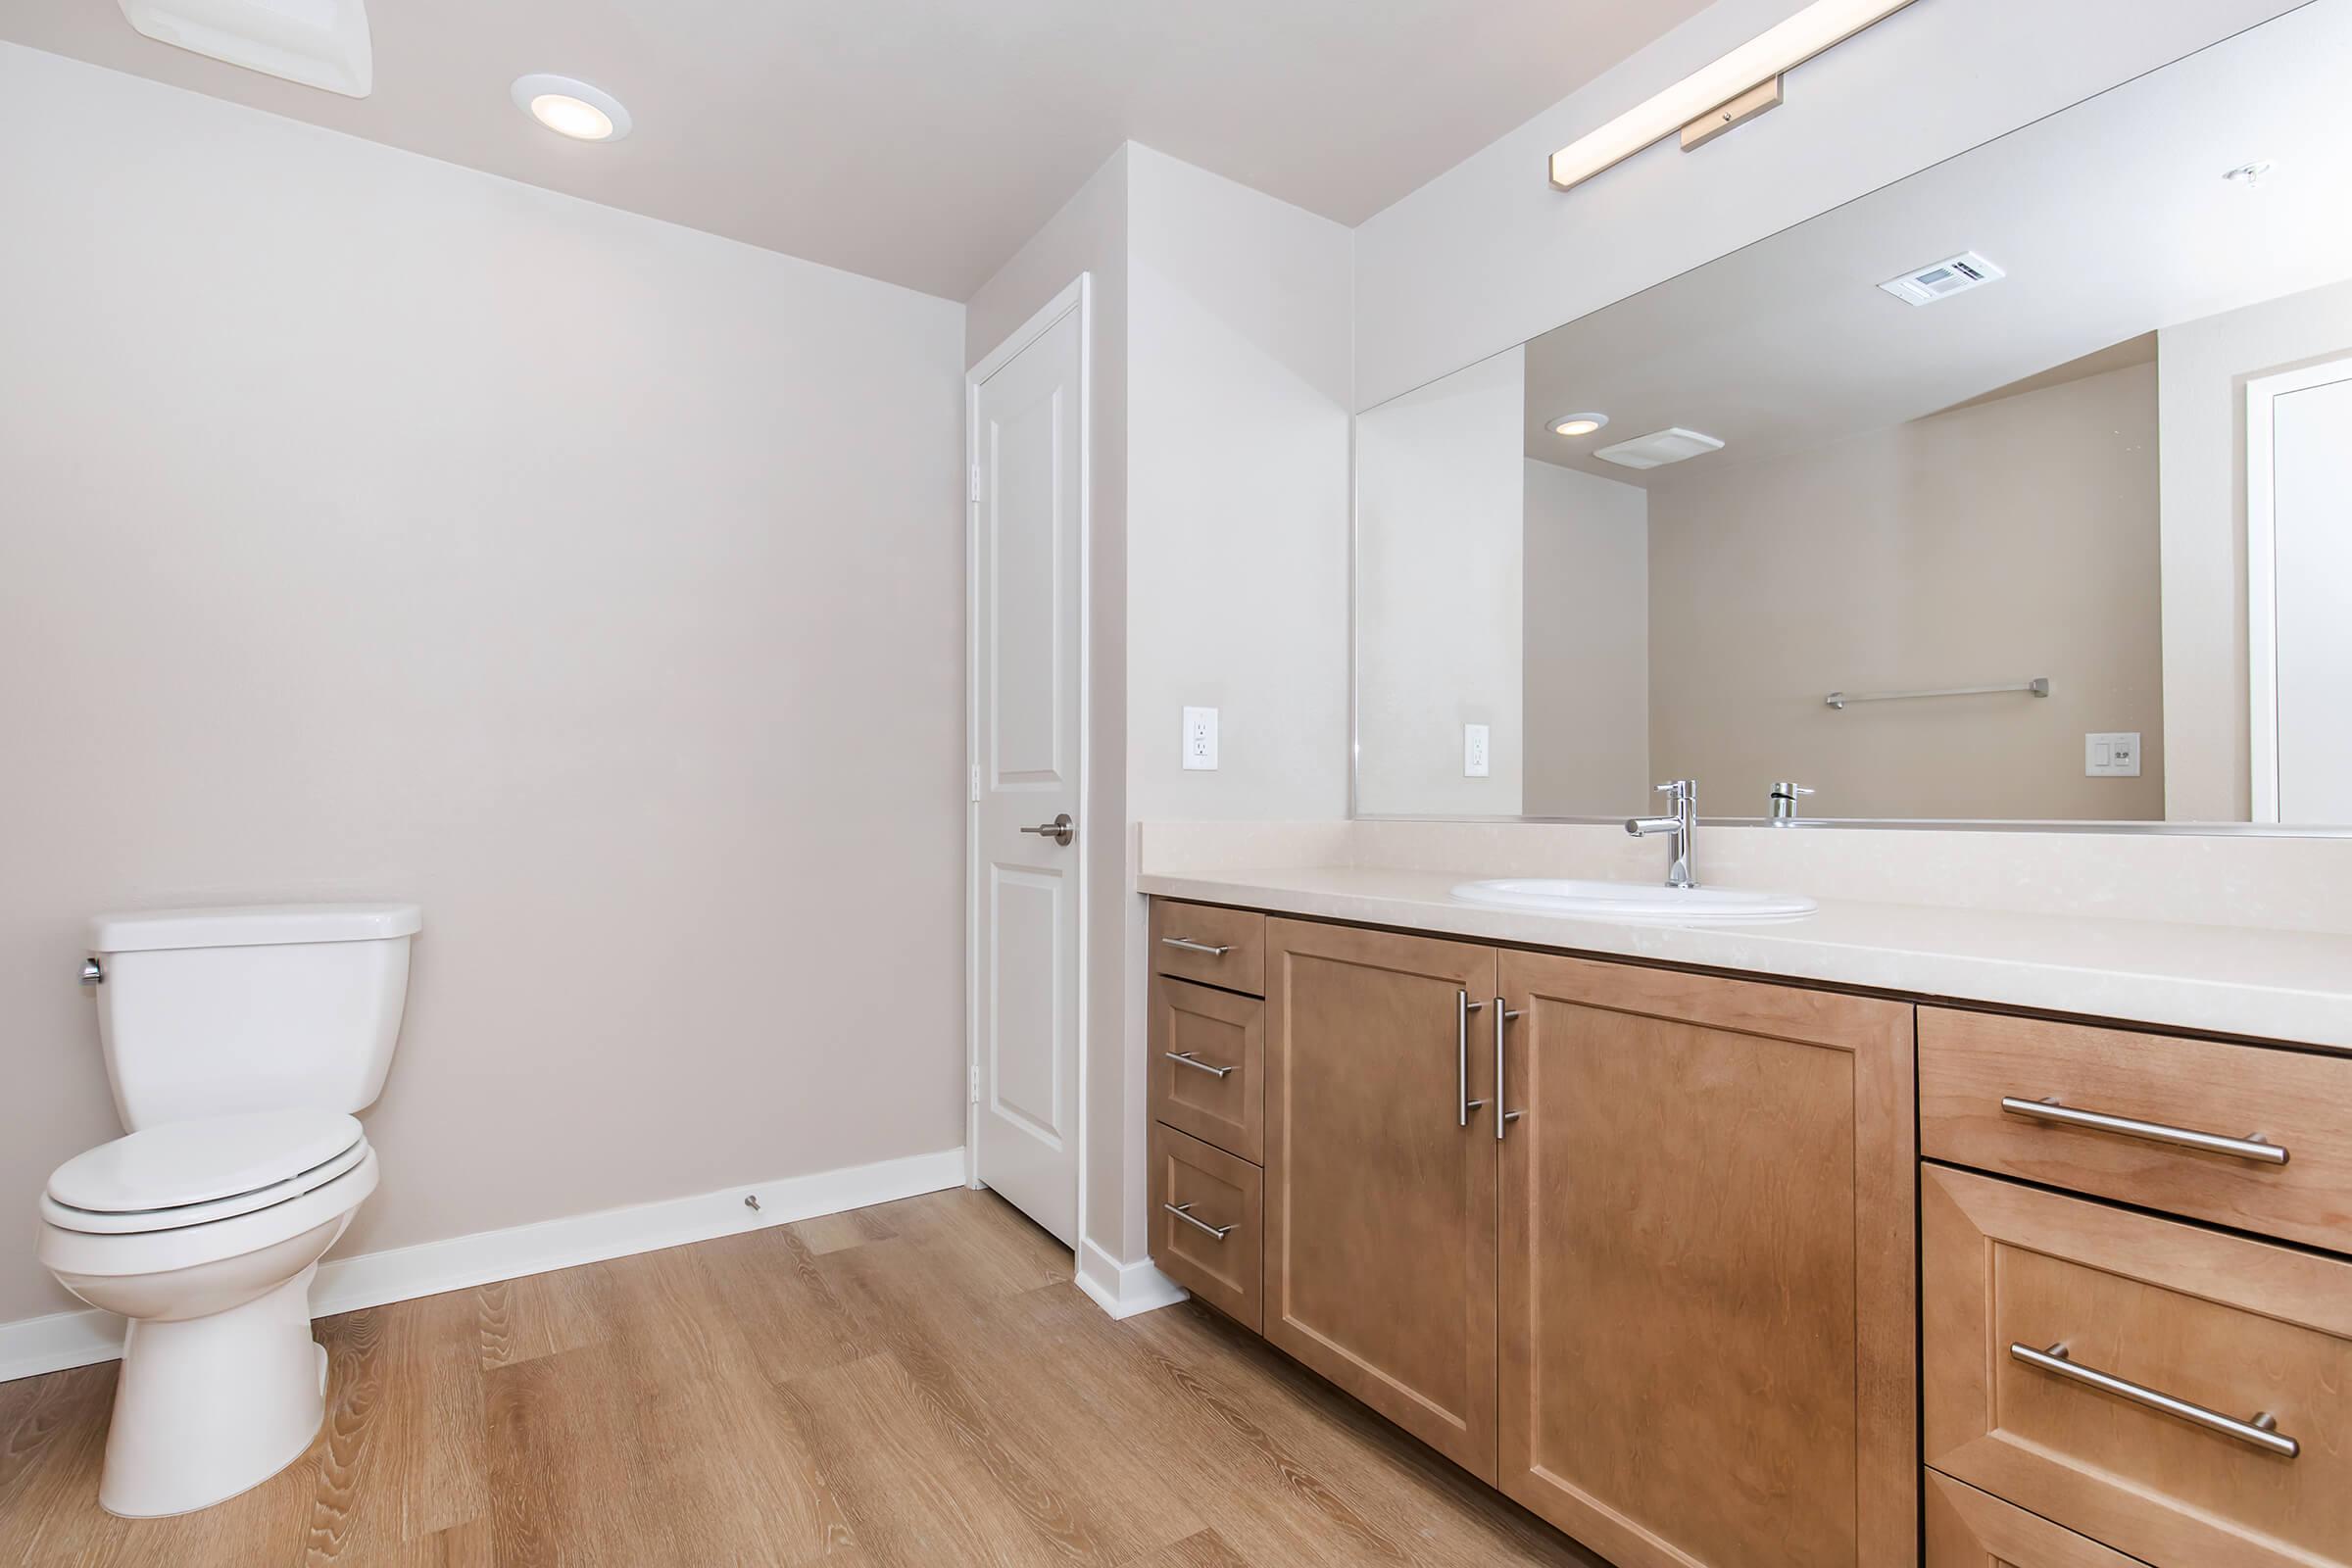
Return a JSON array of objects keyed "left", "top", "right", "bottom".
[
  {"left": 1262, "top": 919, "right": 1500, "bottom": 1479},
  {"left": 1494, "top": 951, "right": 1917, "bottom": 1568}
]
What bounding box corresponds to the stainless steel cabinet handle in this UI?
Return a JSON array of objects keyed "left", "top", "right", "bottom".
[
  {"left": 1494, "top": 1002, "right": 1523, "bottom": 1141},
  {"left": 1159, "top": 937, "right": 1232, "bottom": 956},
  {"left": 1162, "top": 1201, "right": 1235, "bottom": 1241},
  {"left": 1019, "top": 812, "right": 1076, "bottom": 847},
  {"left": 2010, "top": 1343, "right": 2298, "bottom": 1458},
  {"left": 1457, "top": 990, "right": 1487, "bottom": 1126},
  {"left": 1163, "top": 1050, "right": 1235, "bottom": 1078},
  {"left": 1999, "top": 1097, "right": 2288, "bottom": 1165}
]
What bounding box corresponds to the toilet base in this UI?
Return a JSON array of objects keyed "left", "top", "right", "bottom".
[{"left": 98, "top": 1266, "right": 328, "bottom": 1518}]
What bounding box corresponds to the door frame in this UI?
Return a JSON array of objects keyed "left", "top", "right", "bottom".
[
  {"left": 2245, "top": 353, "right": 2352, "bottom": 823},
  {"left": 964, "top": 274, "right": 1093, "bottom": 1245}
]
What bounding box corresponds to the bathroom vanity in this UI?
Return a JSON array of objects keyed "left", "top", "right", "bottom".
[{"left": 1142, "top": 885, "right": 2352, "bottom": 1568}]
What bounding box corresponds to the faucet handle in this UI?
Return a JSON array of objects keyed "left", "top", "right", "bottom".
[{"left": 1653, "top": 778, "right": 1696, "bottom": 801}]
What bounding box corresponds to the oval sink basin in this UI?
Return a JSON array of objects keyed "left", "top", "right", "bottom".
[{"left": 1450, "top": 878, "right": 1818, "bottom": 923}]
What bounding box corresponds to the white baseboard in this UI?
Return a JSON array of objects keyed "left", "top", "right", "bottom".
[
  {"left": 1074, "top": 1236, "right": 1188, "bottom": 1320},
  {"left": 0, "top": 1146, "right": 965, "bottom": 1385}
]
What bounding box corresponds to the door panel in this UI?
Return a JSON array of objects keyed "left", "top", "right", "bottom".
[
  {"left": 1263, "top": 919, "right": 1498, "bottom": 1479},
  {"left": 971, "top": 302, "right": 1083, "bottom": 1245},
  {"left": 1496, "top": 952, "right": 1916, "bottom": 1568},
  {"left": 2275, "top": 370, "right": 2352, "bottom": 821}
]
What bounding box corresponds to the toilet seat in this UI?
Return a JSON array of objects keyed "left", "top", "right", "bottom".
[
  {"left": 43, "top": 1109, "right": 366, "bottom": 1235},
  {"left": 40, "top": 1146, "right": 379, "bottom": 1282}
]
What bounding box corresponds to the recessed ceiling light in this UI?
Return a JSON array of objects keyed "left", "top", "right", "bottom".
[
  {"left": 1549, "top": 413, "right": 1610, "bottom": 437},
  {"left": 512, "top": 74, "right": 631, "bottom": 142}
]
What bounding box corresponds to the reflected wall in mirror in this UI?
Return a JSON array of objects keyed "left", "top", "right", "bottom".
[{"left": 1355, "top": 0, "right": 2352, "bottom": 826}]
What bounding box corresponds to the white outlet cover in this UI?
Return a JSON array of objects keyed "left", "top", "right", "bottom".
[
  {"left": 1463, "top": 723, "right": 1491, "bottom": 778},
  {"left": 2084, "top": 732, "right": 2142, "bottom": 777},
  {"left": 1182, "top": 707, "right": 1219, "bottom": 771}
]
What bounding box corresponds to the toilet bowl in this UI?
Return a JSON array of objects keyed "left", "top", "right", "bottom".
[
  {"left": 41, "top": 901, "right": 417, "bottom": 1516},
  {"left": 39, "top": 1110, "right": 381, "bottom": 1517}
]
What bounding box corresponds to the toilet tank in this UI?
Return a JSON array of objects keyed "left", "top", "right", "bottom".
[{"left": 87, "top": 903, "right": 422, "bottom": 1129}]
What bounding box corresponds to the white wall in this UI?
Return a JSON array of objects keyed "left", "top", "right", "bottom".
[
  {"left": 1523, "top": 460, "right": 1648, "bottom": 814},
  {"left": 1355, "top": 349, "right": 1528, "bottom": 813},
  {"left": 2159, "top": 275, "right": 2352, "bottom": 821},
  {"left": 0, "top": 44, "right": 967, "bottom": 1325},
  {"left": 1352, "top": 0, "right": 2303, "bottom": 409}
]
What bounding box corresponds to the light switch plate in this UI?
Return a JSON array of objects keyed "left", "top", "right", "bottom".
[
  {"left": 1182, "top": 707, "right": 1219, "bottom": 770},
  {"left": 2084, "top": 732, "right": 2142, "bottom": 777},
  {"left": 1464, "top": 723, "right": 1491, "bottom": 778}
]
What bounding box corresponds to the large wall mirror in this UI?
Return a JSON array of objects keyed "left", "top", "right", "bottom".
[{"left": 1354, "top": 2, "right": 2352, "bottom": 828}]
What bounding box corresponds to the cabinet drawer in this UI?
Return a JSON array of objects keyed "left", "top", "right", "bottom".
[
  {"left": 1150, "top": 1122, "right": 1262, "bottom": 1333},
  {"left": 1924, "top": 1165, "right": 2352, "bottom": 1568},
  {"left": 1925, "top": 1471, "right": 2150, "bottom": 1567},
  {"left": 1919, "top": 1008, "right": 2352, "bottom": 1252},
  {"left": 1150, "top": 901, "right": 1266, "bottom": 996},
  {"left": 1149, "top": 974, "right": 1264, "bottom": 1163}
]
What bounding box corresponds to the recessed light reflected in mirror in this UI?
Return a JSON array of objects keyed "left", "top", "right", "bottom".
[
  {"left": 1549, "top": 413, "right": 1609, "bottom": 437},
  {"left": 511, "top": 74, "right": 632, "bottom": 142}
]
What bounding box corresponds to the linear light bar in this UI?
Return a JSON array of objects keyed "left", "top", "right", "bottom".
[{"left": 1549, "top": 0, "right": 1918, "bottom": 191}]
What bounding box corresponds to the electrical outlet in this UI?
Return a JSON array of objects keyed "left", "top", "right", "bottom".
[
  {"left": 1464, "top": 723, "right": 1491, "bottom": 778},
  {"left": 1182, "top": 707, "right": 1219, "bottom": 771},
  {"left": 2084, "top": 732, "right": 2142, "bottom": 778}
]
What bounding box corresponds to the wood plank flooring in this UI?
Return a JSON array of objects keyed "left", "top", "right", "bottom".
[{"left": 0, "top": 1189, "right": 1609, "bottom": 1567}]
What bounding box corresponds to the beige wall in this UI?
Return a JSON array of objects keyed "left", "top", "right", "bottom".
[
  {"left": 0, "top": 46, "right": 967, "bottom": 1324},
  {"left": 1356, "top": 348, "right": 1528, "bottom": 813},
  {"left": 2158, "top": 275, "right": 2352, "bottom": 822},
  {"left": 1646, "top": 363, "right": 2164, "bottom": 821},
  {"left": 1523, "top": 460, "right": 1649, "bottom": 814}
]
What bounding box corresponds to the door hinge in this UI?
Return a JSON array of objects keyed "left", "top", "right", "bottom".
[
  {"left": 968, "top": 1060, "right": 981, "bottom": 1104},
  {"left": 968, "top": 462, "right": 982, "bottom": 504},
  {"left": 969, "top": 762, "right": 982, "bottom": 804}
]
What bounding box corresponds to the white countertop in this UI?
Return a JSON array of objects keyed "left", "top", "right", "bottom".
[{"left": 1136, "top": 863, "right": 2352, "bottom": 1051}]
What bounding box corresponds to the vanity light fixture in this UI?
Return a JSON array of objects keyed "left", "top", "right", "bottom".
[
  {"left": 512, "top": 74, "right": 633, "bottom": 142},
  {"left": 1549, "top": 413, "right": 1610, "bottom": 437},
  {"left": 1549, "top": 0, "right": 1918, "bottom": 192}
]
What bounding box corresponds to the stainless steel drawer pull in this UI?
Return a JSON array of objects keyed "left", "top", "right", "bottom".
[
  {"left": 1999, "top": 1096, "right": 2289, "bottom": 1165},
  {"left": 1162, "top": 1201, "right": 1235, "bottom": 1241},
  {"left": 1494, "top": 1001, "right": 1523, "bottom": 1142},
  {"left": 2010, "top": 1343, "right": 2299, "bottom": 1458},
  {"left": 1457, "top": 990, "right": 1487, "bottom": 1127},
  {"left": 1160, "top": 937, "right": 1233, "bottom": 956},
  {"left": 1163, "top": 1050, "right": 1236, "bottom": 1078}
]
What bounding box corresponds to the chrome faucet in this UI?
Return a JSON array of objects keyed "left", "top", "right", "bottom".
[
  {"left": 1767, "top": 781, "right": 1815, "bottom": 824},
  {"left": 1626, "top": 779, "right": 1697, "bottom": 889}
]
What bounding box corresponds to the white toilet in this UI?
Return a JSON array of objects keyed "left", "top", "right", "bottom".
[{"left": 37, "top": 902, "right": 421, "bottom": 1518}]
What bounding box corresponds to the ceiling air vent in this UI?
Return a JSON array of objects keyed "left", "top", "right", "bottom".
[
  {"left": 1593, "top": 427, "right": 1726, "bottom": 470},
  {"left": 117, "top": 0, "right": 373, "bottom": 97},
  {"left": 1878, "top": 251, "right": 2005, "bottom": 307}
]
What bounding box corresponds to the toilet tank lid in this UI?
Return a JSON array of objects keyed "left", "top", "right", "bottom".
[{"left": 89, "top": 902, "right": 422, "bottom": 953}]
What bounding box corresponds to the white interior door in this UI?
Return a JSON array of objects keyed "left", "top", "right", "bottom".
[
  {"left": 968, "top": 291, "right": 1085, "bottom": 1246},
  {"left": 2252, "top": 359, "right": 2352, "bottom": 822}
]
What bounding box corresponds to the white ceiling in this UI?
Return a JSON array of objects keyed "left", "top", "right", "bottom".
[
  {"left": 0, "top": 0, "right": 1714, "bottom": 301},
  {"left": 1518, "top": 0, "right": 2352, "bottom": 484}
]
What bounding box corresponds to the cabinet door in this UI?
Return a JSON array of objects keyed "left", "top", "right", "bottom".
[
  {"left": 1263, "top": 919, "right": 1498, "bottom": 1479},
  {"left": 1495, "top": 952, "right": 1917, "bottom": 1568}
]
